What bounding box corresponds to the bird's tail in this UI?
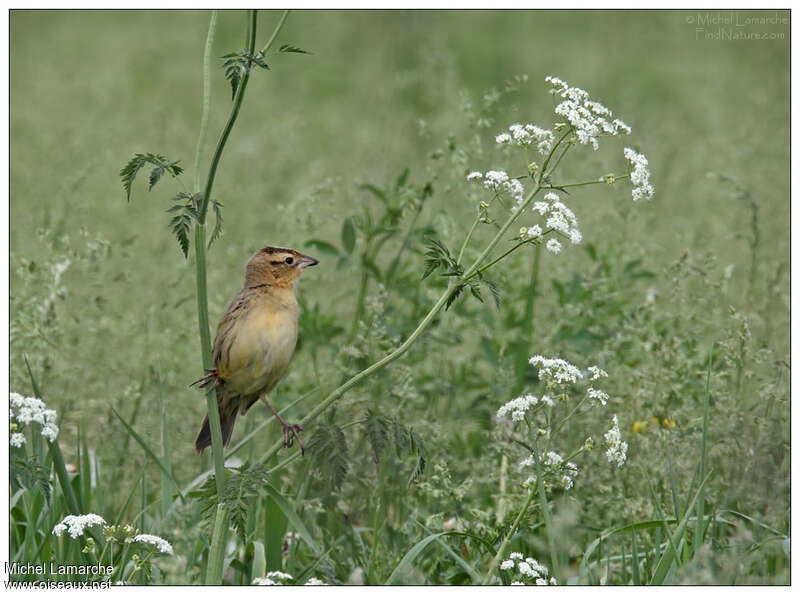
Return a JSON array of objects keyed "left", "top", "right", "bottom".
[{"left": 195, "top": 403, "right": 238, "bottom": 453}]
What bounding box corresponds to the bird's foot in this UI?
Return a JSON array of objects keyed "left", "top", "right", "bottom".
[
  {"left": 190, "top": 368, "right": 222, "bottom": 391},
  {"left": 281, "top": 422, "right": 305, "bottom": 454}
]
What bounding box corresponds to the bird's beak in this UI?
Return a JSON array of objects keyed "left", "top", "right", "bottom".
[{"left": 297, "top": 254, "right": 319, "bottom": 269}]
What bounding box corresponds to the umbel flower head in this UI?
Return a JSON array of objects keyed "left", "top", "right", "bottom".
[
  {"left": 546, "top": 75, "right": 631, "bottom": 150},
  {"left": 623, "top": 147, "right": 654, "bottom": 201},
  {"left": 53, "top": 514, "right": 107, "bottom": 539},
  {"left": 499, "top": 552, "right": 557, "bottom": 585},
  {"left": 10, "top": 392, "right": 59, "bottom": 443}
]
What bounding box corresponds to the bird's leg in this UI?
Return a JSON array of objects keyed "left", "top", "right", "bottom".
[
  {"left": 259, "top": 395, "right": 305, "bottom": 454},
  {"left": 190, "top": 368, "right": 220, "bottom": 390}
]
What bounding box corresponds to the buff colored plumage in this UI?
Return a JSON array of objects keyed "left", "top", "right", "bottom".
[{"left": 194, "top": 246, "right": 318, "bottom": 453}]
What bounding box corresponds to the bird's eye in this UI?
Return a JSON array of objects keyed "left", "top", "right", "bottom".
[{"left": 284, "top": 256, "right": 294, "bottom": 265}]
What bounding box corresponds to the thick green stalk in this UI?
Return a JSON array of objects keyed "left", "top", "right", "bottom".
[
  {"left": 205, "top": 504, "right": 230, "bottom": 584},
  {"left": 198, "top": 9, "right": 260, "bottom": 223},
  {"left": 481, "top": 487, "right": 536, "bottom": 584},
  {"left": 192, "top": 11, "right": 226, "bottom": 498}
]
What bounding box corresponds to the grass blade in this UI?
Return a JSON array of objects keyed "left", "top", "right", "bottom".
[
  {"left": 110, "top": 407, "right": 186, "bottom": 504},
  {"left": 386, "top": 532, "right": 447, "bottom": 585},
  {"left": 650, "top": 474, "right": 710, "bottom": 585},
  {"left": 262, "top": 483, "right": 321, "bottom": 556}
]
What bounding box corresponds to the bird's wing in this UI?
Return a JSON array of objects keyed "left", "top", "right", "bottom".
[{"left": 212, "top": 290, "right": 254, "bottom": 378}]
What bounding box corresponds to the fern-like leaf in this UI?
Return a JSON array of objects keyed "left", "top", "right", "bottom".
[
  {"left": 308, "top": 424, "right": 349, "bottom": 490},
  {"left": 208, "top": 199, "right": 224, "bottom": 249},
  {"left": 120, "top": 153, "right": 183, "bottom": 201},
  {"left": 365, "top": 411, "right": 388, "bottom": 465},
  {"left": 279, "top": 44, "right": 310, "bottom": 54}
]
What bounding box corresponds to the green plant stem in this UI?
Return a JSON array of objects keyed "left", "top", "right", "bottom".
[
  {"left": 531, "top": 438, "right": 559, "bottom": 577},
  {"left": 481, "top": 487, "right": 537, "bottom": 585},
  {"left": 456, "top": 214, "right": 482, "bottom": 266},
  {"left": 205, "top": 504, "right": 230, "bottom": 584},
  {"left": 258, "top": 155, "right": 557, "bottom": 466},
  {"left": 260, "top": 10, "right": 290, "bottom": 54},
  {"left": 197, "top": 9, "right": 260, "bottom": 224},
  {"left": 553, "top": 173, "right": 630, "bottom": 190},
  {"left": 194, "top": 10, "right": 217, "bottom": 195},
  {"left": 346, "top": 267, "right": 369, "bottom": 345}
]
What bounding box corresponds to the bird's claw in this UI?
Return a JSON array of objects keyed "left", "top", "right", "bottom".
[
  {"left": 190, "top": 368, "right": 222, "bottom": 391},
  {"left": 282, "top": 423, "right": 305, "bottom": 455}
]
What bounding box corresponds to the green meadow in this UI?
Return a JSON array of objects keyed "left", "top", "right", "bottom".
[{"left": 10, "top": 9, "right": 789, "bottom": 585}]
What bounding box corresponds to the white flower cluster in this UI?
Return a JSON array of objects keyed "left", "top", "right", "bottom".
[
  {"left": 496, "top": 123, "right": 555, "bottom": 155},
  {"left": 304, "top": 577, "right": 328, "bottom": 585},
  {"left": 587, "top": 365, "right": 608, "bottom": 381},
  {"left": 10, "top": 392, "right": 59, "bottom": 443},
  {"left": 467, "top": 170, "right": 526, "bottom": 209},
  {"left": 587, "top": 387, "right": 609, "bottom": 406},
  {"left": 546, "top": 76, "right": 631, "bottom": 150},
  {"left": 529, "top": 355, "right": 583, "bottom": 385},
  {"left": 623, "top": 147, "right": 654, "bottom": 201},
  {"left": 531, "top": 191, "right": 582, "bottom": 253},
  {"left": 497, "top": 393, "right": 538, "bottom": 422},
  {"left": 253, "top": 571, "right": 294, "bottom": 586},
  {"left": 500, "top": 552, "right": 557, "bottom": 585},
  {"left": 53, "top": 514, "right": 106, "bottom": 539},
  {"left": 604, "top": 415, "right": 628, "bottom": 467},
  {"left": 131, "top": 534, "right": 173, "bottom": 555},
  {"left": 520, "top": 450, "right": 579, "bottom": 490}
]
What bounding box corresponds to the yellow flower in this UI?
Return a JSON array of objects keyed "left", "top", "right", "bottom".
[{"left": 632, "top": 420, "right": 649, "bottom": 434}]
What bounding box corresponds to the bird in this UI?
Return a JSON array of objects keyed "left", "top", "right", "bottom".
[{"left": 192, "top": 246, "right": 318, "bottom": 454}]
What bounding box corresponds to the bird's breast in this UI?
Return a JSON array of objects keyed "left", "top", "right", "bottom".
[{"left": 223, "top": 301, "right": 298, "bottom": 396}]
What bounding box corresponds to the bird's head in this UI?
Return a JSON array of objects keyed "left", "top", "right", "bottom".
[{"left": 244, "top": 246, "right": 318, "bottom": 289}]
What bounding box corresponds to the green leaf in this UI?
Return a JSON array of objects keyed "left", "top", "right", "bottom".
[
  {"left": 304, "top": 239, "right": 340, "bottom": 256},
  {"left": 110, "top": 407, "right": 186, "bottom": 504},
  {"left": 208, "top": 199, "right": 224, "bottom": 249},
  {"left": 279, "top": 44, "right": 310, "bottom": 54},
  {"left": 365, "top": 411, "right": 388, "bottom": 465},
  {"left": 262, "top": 484, "right": 321, "bottom": 555},
  {"left": 386, "top": 533, "right": 447, "bottom": 584},
  {"left": 395, "top": 167, "right": 410, "bottom": 188},
  {"left": 649, "top": 475, "right": 710, "bottom": 585},
  {"left": 120, "top": 153, "right": 183, "bottom": 201},
  {"left": 341, "top": 218, "right": 356, "bottom": 255}
]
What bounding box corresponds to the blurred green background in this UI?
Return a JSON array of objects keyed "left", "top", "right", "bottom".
[{"left": 10, "top": 8, "right": 789, "bottom": 478}]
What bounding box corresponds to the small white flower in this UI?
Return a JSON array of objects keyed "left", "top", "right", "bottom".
[
  {"left": 466, "top": 171, "right": 483, "bottom": 181},
  {"left": 550, "top": 577, "right": 558, "bottom": 585},
  {"left": 510, "top": 581, "right": 525, "bottom": 585},
  {"left": 267, "top": 571, "right": 294, "bottom": 582},
  {"left": 546, "top": 75, "right": 630, "bottom": 151},
  {"left": 495, "top": 133, "right": 512, "bottom": 145},
  {"left": 53, "top": 514, "right": 106, "bottom": 539},
  {"left": 544, "top": 451, "right": 563, "bottom": 467},
  {"left": 604, "top": 415, "right": 628, "bottom": 467},
  {"left": 587, "top": 387, "right": 609, "bottom": 406},
  {"left": 509, "top": 552, "right": 524, "bottom": 560},
  {"left": 304, "top": 577, "right": 327, "bottom": 585},
  {"left": 497, "top": 394, "right": 539, "bottom": 422},
  {"left": 529, "top": 355, "right": 582, "bottom": 385},
  {"left": 517, "top": 561, "right": 536, "bottom": 577},
  {"left": 587, "top": 366, "right": 608, "bottom": 381},
  {"left": 623, "top": 147, "right": 654, "bottom": 201},
  {"left": 536, "top": 577, "right": 548, "bottom": 585},
  {"left": 526, "top": 224, "right": 543, "bottom": 239},
  {"left": 132, "top": 533, "right": 173, "bottom": 555},
  {"left": 540, "top": 395, "right": 554, "bottom": 407},
  {"left": 253, "top": 578, "right": 277, "bottom": 586},
  {"left": 10, "top": 432, "right": 26, "bottom": 448},
  {"left": 546, "top": 239, "right": 562, "bottom": 254},
  {"left": 500, "top": 559, "right": 515, "bottom": 570},
  {"left": 9, "top": 392, "right": 59, "bottom": 443}
]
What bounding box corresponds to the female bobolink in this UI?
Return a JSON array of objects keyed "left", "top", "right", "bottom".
[{"left": 193, "top": 246, "right": 318, "bottom": 453}]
